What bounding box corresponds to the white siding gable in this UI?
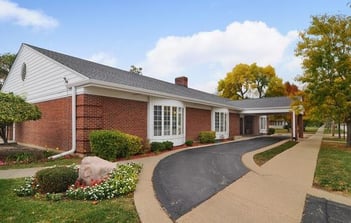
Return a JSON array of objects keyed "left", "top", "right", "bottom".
[{"left": 2, "top": 44, "right": 88, "bottom": 103}]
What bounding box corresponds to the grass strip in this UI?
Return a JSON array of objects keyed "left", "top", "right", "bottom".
[
  {"left": 314, "top": 142, "right": 351, "bottom": 195},
  {"left": 0, "top": 157, "right": 82, "bottom": 170},
  {"left": 254, "top": 141, "right": 298, "bottom": 166}
]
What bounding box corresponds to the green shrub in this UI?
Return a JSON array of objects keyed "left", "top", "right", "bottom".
[
  {"left": 268, "top": 128, "right": 275, "bottom": 135},
  {"left": 185, "top": 140, "right": 193, "bottom": 146},
  {"left": 124, "top": 133, "right": 143, "bottom": 156},
  {"left": 89, "top": 130, "right": 143, "bottom": 160},
  {"left": 150, "top": 141, "right": 174, "bottom": 152},
  {"left": 199, "top": 131, "right": 216, "bottom": 143},
  {"left": 150, "top": 142, "right": 166, "bottom": 152},
  {"left": 6, "top": 152, "right": 34, "bottom": 163},
  {"left": 36, "top": 166, "right": 78, "bottom": 193},
  {"left": 163, "top": 141, "right": 174, "bottom": 150}
]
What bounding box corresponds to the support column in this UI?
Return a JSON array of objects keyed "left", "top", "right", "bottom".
[
  {"left": 292, "top": 111, "right": 297, "bottom": 141},
  {"left": 298, "top": 114, "right": 304, "bottom": 138}
]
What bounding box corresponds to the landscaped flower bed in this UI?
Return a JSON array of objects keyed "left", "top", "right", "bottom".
[{"left": 14, "top": 163, "right": 142, "bottom": 201}]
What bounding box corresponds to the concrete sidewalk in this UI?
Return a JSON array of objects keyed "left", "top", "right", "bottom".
[
  {"left": 177, "top": 127, "right": 324, "bottom": 223},
  {"left": 0, "top": 167, "right": 45, "bottom": 179}
]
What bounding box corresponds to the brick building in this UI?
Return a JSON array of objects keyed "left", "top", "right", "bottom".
[{"left": 2, "top": 44, "right": 300, "bottom": 155}]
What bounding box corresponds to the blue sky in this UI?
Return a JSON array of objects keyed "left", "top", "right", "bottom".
[{"left": 1, "top": 0, "right": 349, "bottom": 93}]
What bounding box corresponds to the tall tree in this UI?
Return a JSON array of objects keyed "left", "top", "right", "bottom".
[
  {"left": 296, "top": 14, "right": 351, "bottom": 145},
  {"left": 265, "top": 76, "right": 287, "bottom": 97},
  {"left": 284, "top": 81, "right": 300, "bottom": 96},
  {"left": 0, "top": 92, "right": 41, "bottom": 144},
  {"left": 218, "top": 63, "right": 281, "bottom": 99},
  {"left": 250, "top": 63, "right": 276, "bottom": 98},
  {"left": 217, "top": 63, "right": 252, "bottom": 100},
  {"left": 0, "top": 53, "right": 16, "bottom": 89}
]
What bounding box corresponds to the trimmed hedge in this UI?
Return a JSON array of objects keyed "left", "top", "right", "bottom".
[
  {"left": 268, "top": 128, "right": 275, "bottom": 135},
  {"left": 89, "top": 130, "right": 143, "bottom": 161},
  {"left": 36, "top": 166, "right": 78, "bottom": 193},
  {"left": 199, "top": 131, "right": 216, "bottom": 143},
  {"left": 163, "top": 141, "right": 174, "bottom": 150},
  {"left": 185, "top": 140, "right": 193, "bottom": 146},
  {"left": 150, "top": 142, "right": 165, "bottom": 152},
  {"left": 150, "top": 141, "right": 174, "bottom": 152}
]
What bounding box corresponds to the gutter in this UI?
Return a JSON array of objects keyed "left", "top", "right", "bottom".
[
  {"left": 49, "top": 85, "right": 77, "bottom": 159},
  {"left": 67, "top": 79, "right": 244, "bottom": 112}
]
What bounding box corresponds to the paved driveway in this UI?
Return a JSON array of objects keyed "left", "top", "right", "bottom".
[{"left": 152, "top": 136, "right": 288, "bottom": 220}]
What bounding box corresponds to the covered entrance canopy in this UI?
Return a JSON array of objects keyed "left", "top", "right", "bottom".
[{"left": 231, "top": 97, "right": 303, "bottom": 140}]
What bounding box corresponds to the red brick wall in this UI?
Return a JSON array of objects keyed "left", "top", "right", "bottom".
[
  {"left": 76, "top": 94, "right": 103, "bottom": 153},
  {"left": 102, "top": 97, "right": 147, "bottom": 139},
  {"left": 16, "top": 97, "right": 72, "bottom": 151},
  {"left": 15, "top": 94, "right": 147, "bottom": 154},
  {"left": 76, "top": 94, "right": 147, "bottom": 153},
  {"left": 229, "top": 113, "right": 240, "bottom": 137},
  {"left": 186, "top": 107, "right": 211, "bottom": 141}
]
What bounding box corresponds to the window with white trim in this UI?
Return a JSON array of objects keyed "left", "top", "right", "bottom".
[
  {"left": 215, "top": 111, "right": 227, "bottom": 133},
  {"left": 164, "top": 106, "right": 170, "bottom": 135},
  {"left": 153, "top": 105, "right": 184, "bottom": 137},
  {"left": 154, "top": 105, "right": 162, "bottom": 136},
  {"left": 260, "top": 116, "right": 267, "bottom": 129},
  {"left": 172, "top": 107, "right": 177, "bottom": 135}
]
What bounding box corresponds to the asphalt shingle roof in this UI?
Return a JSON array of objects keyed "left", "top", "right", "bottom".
[
  {"left": 230, "top": 96, "right": 292, "bottom": 109},
  {"left": 25, "top": 44, "right": 234, "bottom": 107},
  {"left": 25, "top": 43, "right": 292, "bottom": 111}
]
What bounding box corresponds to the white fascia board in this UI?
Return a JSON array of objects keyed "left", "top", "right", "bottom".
[
  {"left": 67, "top": 79, "right": 243, "bottom": 111},
  {"left": 240, "top": 107, "right": 291, "bottom": 114}
]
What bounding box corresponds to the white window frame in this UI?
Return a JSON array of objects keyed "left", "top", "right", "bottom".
[
  {"left": 148, "top": 98, "right": 185, "bottom": 146},
  {"left": 259, "top": 115, "right": 268, "bottom": 134},
  {"left": 212, "top": 108, "right": 229, "bottom": 139}
]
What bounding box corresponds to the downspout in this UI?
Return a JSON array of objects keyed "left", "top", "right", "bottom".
[{"left": 49, "top": 85, "right": 77, "bottom": 159}]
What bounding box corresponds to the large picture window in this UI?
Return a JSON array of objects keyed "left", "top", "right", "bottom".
[{"left": 153, "top": 105, "right": 184, "bottom": 137}]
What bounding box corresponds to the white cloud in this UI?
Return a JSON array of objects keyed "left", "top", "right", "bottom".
[
  {"left": 88, "top": 52, "right": 118, "bottom": 67},
  {"left": 0, "top": 0, "right": 58, "bottom": 29},
  {"left": 141, "top": 20, "right": 299, "bottom": 93}
]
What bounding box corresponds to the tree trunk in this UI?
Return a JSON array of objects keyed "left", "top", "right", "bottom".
[
  {"left": 331, "top": 121, "right": 334, "bottom": 136},
  {"left": 338, "top": 121, "right": 341, "bottom": 139},
  {"left": 0, "top": 126, "right": 8, "bottom": 144},
  {"left": 346, "top": 121, "right": 351, "bottom": 147}
]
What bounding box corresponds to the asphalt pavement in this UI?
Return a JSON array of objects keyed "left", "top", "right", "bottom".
[
  {"left": 152, "top": 136, "right": 288, "bottom": 220},
  {"left": 301, "top": 195, "right": 351, "bottom": 223}
]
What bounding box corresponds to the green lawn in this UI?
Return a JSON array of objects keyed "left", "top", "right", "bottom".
[
  {"left": 314, "top": 142, "right": 351, "bottom": 195},
  {"left": 273, "top": 128, "right": 289, "bottom": 134},
  {"left": 0, "top": 178, "right": 140, "bottom": 223},
  {"left": 304, "top": 126, "right": 319, "bottom": 133},
  {"left": 253, "top": 141, "right": 298, "bottom": 166},
  {"left": 323, "top": 137, "right": 346, "bottom": 142},
  {"left": 0, "top": 157, "right": 82, "bottom": 170}
]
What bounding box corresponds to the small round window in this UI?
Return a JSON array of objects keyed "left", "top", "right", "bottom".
[{"left": 21, "top": 63, "right": 27, "bottom": 81}]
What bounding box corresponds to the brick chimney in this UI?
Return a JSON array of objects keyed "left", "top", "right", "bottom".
[{"left": 175, "top": 76, "right": 188, "bottom": 88}]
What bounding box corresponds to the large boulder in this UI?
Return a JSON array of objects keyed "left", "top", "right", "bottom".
[{"left": 78, "top": 156, "right": 116, "bottom": 186}]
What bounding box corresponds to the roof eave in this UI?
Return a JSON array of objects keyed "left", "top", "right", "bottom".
[
  {"left": 67, "top": 79, "right": 243, "bottom": 111},
  {"left": 240, "top": 107, "right": 292, "bottom": 114}
]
